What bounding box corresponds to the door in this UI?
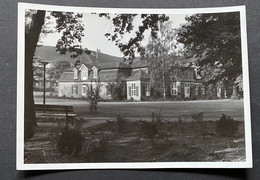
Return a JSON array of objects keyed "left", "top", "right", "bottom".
[{"left": 184, "top": 83, "right": 190, "bottom": 98}]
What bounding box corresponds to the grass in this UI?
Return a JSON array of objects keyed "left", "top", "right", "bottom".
[{"left": 34, "top": 98, "right": 244, "bottom": 122}]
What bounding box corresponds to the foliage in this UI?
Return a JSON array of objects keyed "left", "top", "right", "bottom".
[
  {"left": 99, "top": 13, "right": 169, "bottom": 60},
  {"left": 191, "top": 112, "right": 204, "bottom": 122},
  {"left": 177, "top": 12, "right": 241, "bottom": 87},
  {"left": 25, "top": 10, "right": 85, "bottom": 139},
  {"left": 145, "top": 21, "right": 181, "bottom": 98},
  {"left": 140, "top": 121, "right": 158, "bottom": 139},
  {"left": 216, "top": 114, "right": 239, "bottom": 136},
  {"left": 86, "top": 82, "right": 102, "bottom": 112},
  {"left": 57, "top": 127, "right": 84, "bottom": 156},
  {"left": 116, "top": 113, "right": 128, "bottom": 133},
  {"left": 151, "top": 110, "right": 162, "bottom": 124},
  {"left": 47, "top": 60, "right": 72, "bottom": 81},
  {"left": 107, "top": 74, "right": 125, "bottom": 100}
]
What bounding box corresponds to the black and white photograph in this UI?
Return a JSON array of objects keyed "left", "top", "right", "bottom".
[{"left": 17, "top": 3, "right": 252, "bottom": 169}]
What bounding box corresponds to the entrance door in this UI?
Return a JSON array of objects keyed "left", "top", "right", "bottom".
[{"left": 184, "top": 83, "right": 190, "bottom": 98}]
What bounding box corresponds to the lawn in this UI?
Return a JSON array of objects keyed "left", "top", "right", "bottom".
[{"left": 34, "top": 98, "right": 244, "bottom": 122}]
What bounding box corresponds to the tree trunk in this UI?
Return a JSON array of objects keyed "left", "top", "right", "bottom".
[{"left": 24, "top": 10, "right": 45, "bottom": 140}]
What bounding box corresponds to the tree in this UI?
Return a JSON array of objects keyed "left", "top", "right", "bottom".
[
  {"left": 145, "top": 21, "right": 180, "bottom": 99},
  {"left": 86, "top": 82, "right": 102, "bottom": 112},
  {"left": 25, "top": 10, "right": 85, "bottom": 139},
  {"left": 177, "top": 12, "right": 241, "bottom": 89},
  {"left": 47, "top": 60, "right": 72, "bottom": 81},
  {"left": 100, "top": 13, "right": 169, "bottom": 60}
]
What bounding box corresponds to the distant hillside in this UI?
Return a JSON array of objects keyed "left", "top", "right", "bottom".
[{"left": 34, "top": 46, "right": 125, "bottom": 65}]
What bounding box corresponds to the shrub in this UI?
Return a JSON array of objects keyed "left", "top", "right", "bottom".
[
  {"left": 86, "top": 83, "right": 101, "bottom": 112},
  {"left": 57, "top": 127, "right": 84, "bottom": 156},
  {"left": 216, "top": 114, "right": 239, "bottom": 136},
  {"left": 116, "top": 113, "right": 127, "bottom": 132},
  {"left": 191, "top": 112, "right": 204, "bottom": 122},
  {"left": 140, "top": 121, "right": 158, "bottom": 139}
]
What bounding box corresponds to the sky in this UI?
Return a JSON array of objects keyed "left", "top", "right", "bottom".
[{"left": 40, "top": 13, "right": 191, "bottom": 57}]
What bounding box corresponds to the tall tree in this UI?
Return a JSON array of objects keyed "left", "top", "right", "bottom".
[
  {"left": 177, "top": 12, "right": 241, "bottom": 88},
  {"left": 24, "top": 10, "right": 84, "bottom": 139},
  {"left": 145, "top": 21, "right": 180, "bottom": 98}
]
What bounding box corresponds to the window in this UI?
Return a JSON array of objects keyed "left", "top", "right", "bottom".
[
  {"left": 131, "top": 83, "right": 136, "bottom": 96},
  {"left": 145, "top": 83, "right": 150, "bottom": 96},
  {"left": 93, "top": 67, "right": 97, "bottom": 78},
  {"left": 201, "top": 86, "right": 205, "bottom": 95},
  {"left": 72, "top": 84, "right": 78, "bottom": 95},
  {"left": 184, "top": 83, "right": 190, "bottom": 94},
  {"left": 171, "top": 82, "right": 178, "bottom": 95},
  {"left": 194, "top": 84, "right": 199, "bottom": 95},
  {"left": 74, "top": 69, "right": 78, "bottom": 79},
  {"left": 82, "top": 84, "right": 87, "bottom": 95},
  {"left": 81, "top": 70, "right": 87, "bottom": 80}
]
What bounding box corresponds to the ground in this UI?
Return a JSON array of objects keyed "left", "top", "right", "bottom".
[{"left": 24, "top": 98, "right": 245, "bottom": 163}]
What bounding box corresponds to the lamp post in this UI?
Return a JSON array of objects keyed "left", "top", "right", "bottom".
[{"left": 39, "top": 60, "right": 50, "bottom": 106}]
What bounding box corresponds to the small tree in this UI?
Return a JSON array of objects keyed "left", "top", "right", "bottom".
[{"left": 86, "top": 82, "right": 102, "bottom": 112}]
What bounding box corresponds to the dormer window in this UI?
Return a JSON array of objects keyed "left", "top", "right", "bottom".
[
  {"left": 93, "top": 66, "right": 98, "bottom": 79},
  {"left": 81, "top": 70, "right": 87, "bottom": 80},
  {"left": 79, "top": 64, "right": 88, "bottom": 80},
  {"left": 73, "top": 68, "right": 78, "bottom": 79}
]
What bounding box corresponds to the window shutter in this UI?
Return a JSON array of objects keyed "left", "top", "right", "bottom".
[
  {"left": 129, "top": 86, "right": 131, "bottom": 96},
  {"left": 72, "top": 85, "right": 73, "bottom": 94},
  {"left": 136, "top": 86, "right": 139, "bottom": 96},
  {"left": 76, "top": 85, "right": 78, "bottom": 94}
]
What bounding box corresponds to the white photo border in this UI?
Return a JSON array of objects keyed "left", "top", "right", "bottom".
[{"left": 17, "top": 2, "right": 252, "bottom": 170}]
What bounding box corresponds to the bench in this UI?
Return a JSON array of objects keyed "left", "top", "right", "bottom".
[{"left": 35, "top": 104, "right": 78, "bottom": 126}]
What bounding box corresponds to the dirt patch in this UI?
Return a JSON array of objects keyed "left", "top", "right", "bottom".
[{"left": 24, "top": 118, "right": 245, "bottom": 163}]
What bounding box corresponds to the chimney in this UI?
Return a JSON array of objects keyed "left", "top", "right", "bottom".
[{"left": 96, "top": 49, "right": 100, "bottom": 60}]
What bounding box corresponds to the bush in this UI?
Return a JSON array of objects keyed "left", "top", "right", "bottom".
[
  {"left": 57, "top": 127, "right": 84, "bottom": 156},
  {"left": 140, "top": 121, "right": 158, "bottom": 139},
  {"left": 216, "top": 114, "right": 239, "bottom": 136},
  {"left": 116, "top": 113, "right": 127, "bottom": 132}
]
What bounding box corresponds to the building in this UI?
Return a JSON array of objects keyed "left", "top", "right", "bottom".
[
  {"left": 58, "top": 53, "right": 208, "bottom": 101},
  {"left": 170, "top": 65, "right": 205, "bottom": 100}
]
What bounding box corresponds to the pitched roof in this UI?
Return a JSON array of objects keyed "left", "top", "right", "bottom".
[
  {"left": 87, "top": 69, "right": 118, "bottom": 82},
  {"left": 131, "top": 59, "right": 147, "bottom": 68},
  {"left": 97, "top": 61, "right": 131, "bottom": 70},
  {"left": 58, "top": 72, "right": 74, "bottom": 82},
  {"left": 125, "top": 69, "right": 150, "bottom": 81}
]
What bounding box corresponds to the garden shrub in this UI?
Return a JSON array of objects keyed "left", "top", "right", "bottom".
[
  {"left": 57, "top": 127, "right": 84, "bottom": 156},
  {"left": 141, "top": 111, "right": 162, "bottom": 139},
  {"left": 216, "top": 114, "right": 239, "bottom": 136},
  {"left": 116, "top": 113, "right": 127, "bottom": 132},
  {"left": 140, "top": 121, "right": 158, "bottom": 139}
]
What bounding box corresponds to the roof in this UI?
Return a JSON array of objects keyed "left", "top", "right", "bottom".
[
  {"left": 87, "top": 69, "right": 119, "bottom": 82},
  {"left": 131, "top": 59, "right": 147, "bottom": 68},
  {"left": 125, "top": 69, "right": 150, "bottom": 81},
  {"left": 58, "top": 72, "right": 74, "bottom": 82},
  {"left": 97, "top": 61, "right": 131, "bottom": 70}
]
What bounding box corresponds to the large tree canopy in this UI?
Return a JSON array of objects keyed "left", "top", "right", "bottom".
[
  {"left": 99, "top": 13, "right": 169, "bottom": 60},
  {"left": 177, "top": 12, "right": 242, "bottom": 86}
]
